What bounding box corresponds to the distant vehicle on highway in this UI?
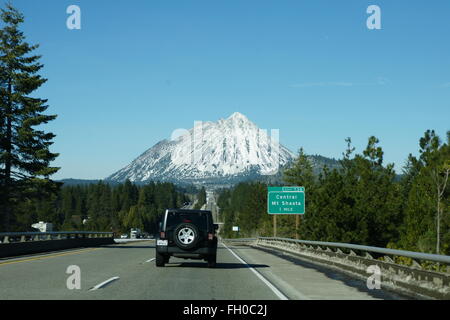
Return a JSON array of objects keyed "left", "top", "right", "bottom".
[
  {"left": 156, "top": 209, "right": 218, "bottom": 268},
  {"left": 31, "top": 221, "right": 53, "bottom": 232},
  {"left": 120, "top": 234, "right": 128, "bottom": 239},
  {"left": 130, "top": 228, "right": 142, "bottom": 239},
  {"left": 141, "top": 232, "right": 153, "bottom": 239}
]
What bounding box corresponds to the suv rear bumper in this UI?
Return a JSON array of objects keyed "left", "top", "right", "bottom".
[{"left": 156, "top": 244, "right": 217, "bottom": 259}]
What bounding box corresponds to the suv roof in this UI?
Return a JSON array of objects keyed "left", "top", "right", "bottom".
[{"left": 166, "top": 209, "right": 212, "bottom": 214}]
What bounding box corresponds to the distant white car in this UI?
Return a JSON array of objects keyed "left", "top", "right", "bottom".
[{"left": 120, "top": 234, "right": 128, "bottom": 239}]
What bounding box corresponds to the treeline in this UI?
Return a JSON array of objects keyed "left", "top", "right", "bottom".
[
  {"left": 194, "top": 187, "right": 207, "bottom": 209},
  {"left": 218, "top": 130, "right": 450, "bottom": 255},
  {"left": 12, "top": 180, "right": 189, "bottom": 235}
]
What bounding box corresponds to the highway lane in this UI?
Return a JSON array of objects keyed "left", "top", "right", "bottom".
[
  {"left": 0, "top": 241, "right": 279, "bottom": 300},
  {"left": 0, "top": 241, "right": 408, "bottom": 300},
  {"left": 228, "top": 244, "right": 407, "bottom": 300}
]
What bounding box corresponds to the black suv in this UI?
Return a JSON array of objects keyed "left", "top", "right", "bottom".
[{"left": 156, "top": 209, "right": 218, "bottom": 268}]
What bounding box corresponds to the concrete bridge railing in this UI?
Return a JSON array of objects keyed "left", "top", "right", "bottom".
[
  {"left": 223, "top": 237, "right": 450, "bottom": 300},
  {"left": 0, "top": 231, "right": 114, "bottom": 258}
]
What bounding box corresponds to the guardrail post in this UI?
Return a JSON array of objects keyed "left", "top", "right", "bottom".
[
  {"left": 364, "top": 252, "right": 373, "bottom": 260},
  {"left": 20, "top": 235, "right": 26, "bottom": 242},
  {"left": 411, "top": 260, "right": 422, "bottom": 270},
  {"left": 3, "top": 236, "right": 9, "bottom": 244}
]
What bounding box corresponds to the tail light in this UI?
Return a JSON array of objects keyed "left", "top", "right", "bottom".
[
  {"left": 208, "top": 233, "right": 214, "bottom": 240},
  {"left": 160, "top": 232, "right": 165, "bottom": 239}
]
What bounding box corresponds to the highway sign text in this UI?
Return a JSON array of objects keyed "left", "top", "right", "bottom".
[{"left": 267, "top": 187, "right": 305, "bottom": 214}]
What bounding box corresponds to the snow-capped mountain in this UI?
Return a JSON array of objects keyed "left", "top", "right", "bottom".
[{"left": 107, "top": 112, "right": 296, "bottom": 185}]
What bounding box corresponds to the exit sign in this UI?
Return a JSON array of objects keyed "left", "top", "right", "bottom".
[{"left": 267, "top": 187, "right": 305, "bottom": 215}]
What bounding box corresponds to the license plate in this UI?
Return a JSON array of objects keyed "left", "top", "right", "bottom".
[{"left": 157, "top": 240, "right": 168, "bottom": 246}]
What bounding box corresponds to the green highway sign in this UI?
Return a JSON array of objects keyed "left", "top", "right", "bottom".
[{"left": 267, "top": 186, "right": 305, "bottom": 215}]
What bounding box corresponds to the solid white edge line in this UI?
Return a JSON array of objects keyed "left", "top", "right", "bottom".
[
  {"left": 89, "top": 277, "right": 120, "bottom": 291},
  {"left": 146, "top": 258, "right": 156, "bottom": 263},
  {"left": 221, "top": 242, "right": 289, "bottom": 301}
]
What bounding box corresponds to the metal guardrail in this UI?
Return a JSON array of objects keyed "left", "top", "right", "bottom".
[
  {"left": 258, "top": 237, "right": 450, "bottom": 265},
  {"left": 223, "top": 237, "right": 450, "bottom": 266},
  {"left": 0, "top": 231, "right": 113, "bottom": 244}
]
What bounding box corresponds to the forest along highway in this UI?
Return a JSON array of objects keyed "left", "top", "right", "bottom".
[{"left": 0, "top": 240, "right": 408, "bottom": 300}]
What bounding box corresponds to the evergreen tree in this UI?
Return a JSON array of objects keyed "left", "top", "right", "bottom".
[
  {"left": 194, "top": 186, "right": 207, "bottom": 209},
  {"left": 283, "top": 148, "right": 316, "bottom": 190},
  {"left": 0, "top": 4, "right": 59, "bottom": 231},
  {"left": 283, "top": 148, "right": 318, "bottom": 238},
  {"left": 401, "top": 130, "right": 450, "bottom": 254}
]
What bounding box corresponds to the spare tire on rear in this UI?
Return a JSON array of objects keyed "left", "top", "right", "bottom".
[{"left": 174, "top": 223, "right": 199, "bottom": 250}]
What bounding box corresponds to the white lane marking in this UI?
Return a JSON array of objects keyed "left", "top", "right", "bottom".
[
  {"left": 146, "top": 258, "right": 155, "bottom": 263},
  {"left": 222, "top": 242, "right": 289, "bottom": 301},
  {"left": 89, "top": 277, "right": 120, "bottom": 291}
]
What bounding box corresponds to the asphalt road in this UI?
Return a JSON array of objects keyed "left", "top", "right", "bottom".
[{"left": 0, "top": 241, "right": 408, "bottom": 300}]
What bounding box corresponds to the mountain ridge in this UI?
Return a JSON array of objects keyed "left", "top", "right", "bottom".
[{"left": 106, "top": 112, "right": 339, "bottom": 186}]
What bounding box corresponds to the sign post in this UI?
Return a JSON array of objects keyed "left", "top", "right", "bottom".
[
  {"left": 267, "top": 187, "right": 305, "bottom": 238},
  {"left": 273, "top": 215, "right": 277, "bottom": 237}
]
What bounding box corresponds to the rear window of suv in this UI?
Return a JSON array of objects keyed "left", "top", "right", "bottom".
[{"left": 166, "top": 212, "right": 209, "bottom": 230}]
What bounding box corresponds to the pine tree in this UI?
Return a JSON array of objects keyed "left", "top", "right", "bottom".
[
  {"left": 0, "top": 4, "right": 59, "bottom": 231},
  {"left": 194, "top": 187, "right": 207, "bottom": 209},
  {"left": 283, "top": 148, "right": 316, "bottom": 190},
  {"left": 283, "top": 148, "right": 317, "bottom": 238},
  {"left": 401, "top": 130, "right": 450, "bottom": 254}
]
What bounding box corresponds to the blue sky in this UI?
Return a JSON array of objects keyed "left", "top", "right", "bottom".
[{"left": 6, "top": 0, "right": 450, "bottom": 179}]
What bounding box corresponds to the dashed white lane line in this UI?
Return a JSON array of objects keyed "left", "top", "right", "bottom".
[
  {"left": 89, "top": 277, "right": 120, "bottom": 291},
  {"left": 221, "top": 242, "right": 289, "bottom": 301},
  {"left": 146, "top": 258, "right": 155, "bottom": 263}
]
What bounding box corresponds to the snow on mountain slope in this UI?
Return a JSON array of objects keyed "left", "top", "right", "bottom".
[{"left": 107, "top": 112, "right": 295, "bottom": 184}]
